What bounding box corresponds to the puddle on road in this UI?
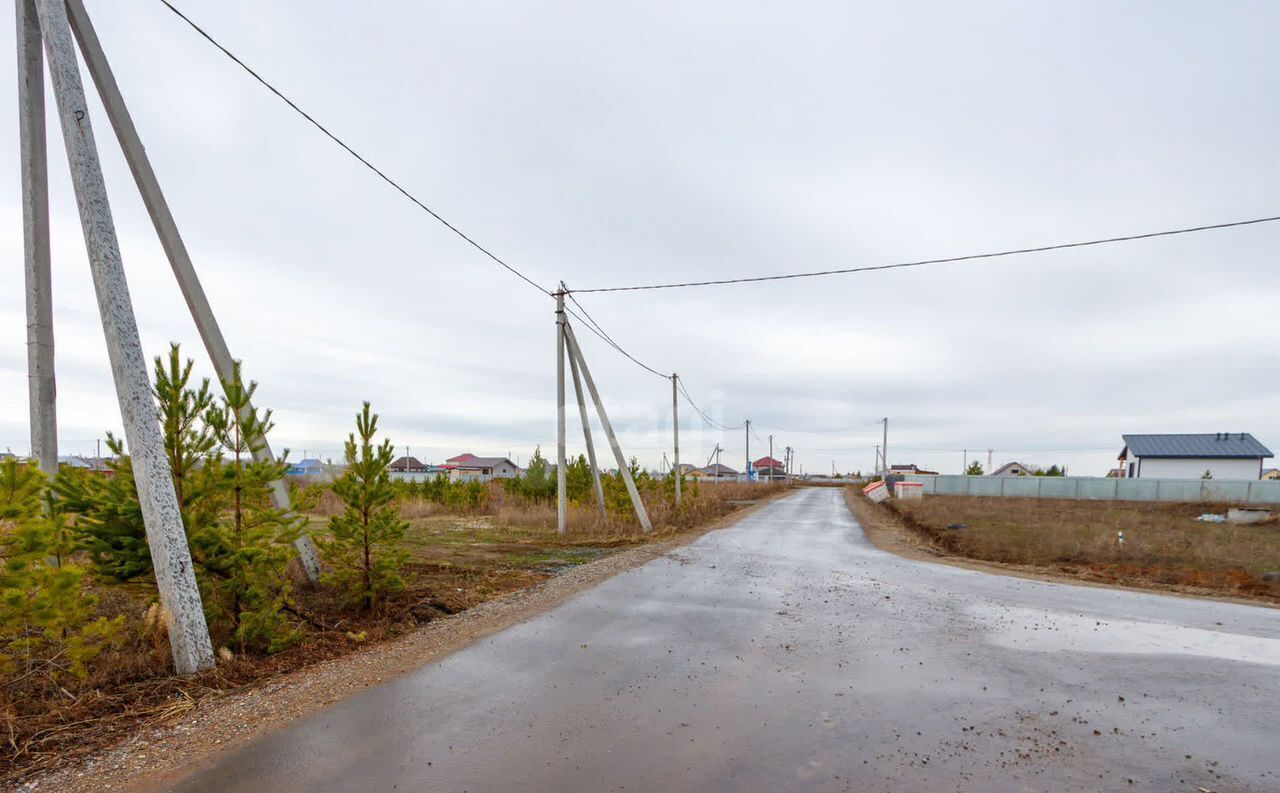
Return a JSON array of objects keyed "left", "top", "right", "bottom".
[{"left": 970, "top": 604, "right": 1280, "bottom": 667}]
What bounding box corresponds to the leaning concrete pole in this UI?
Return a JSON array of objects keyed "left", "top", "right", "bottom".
[
  {"left": 17, "top": 0, "right": 56, "bottom": 479},
  {"left": 567, "top": 344, "right": 606, "bottom": 515},
  {"left": 563, "top": 322, "right": 652, "bottom": 532},
  {"left": 555, "top": 290, "right": 567, "bottom": 533},
  {"left": 62, "top": 0, "right": 320, "bottom": 583},
  {"left": 33, "top": 0, "right": 213, "bottom": 675},
  {"left": 671, "top": 373, "right": 681, "bottom": 505}
]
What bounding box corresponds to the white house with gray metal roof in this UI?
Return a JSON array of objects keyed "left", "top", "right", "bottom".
[{"left": 1117, "top": 433, "right": 1273, "bottom": 480}]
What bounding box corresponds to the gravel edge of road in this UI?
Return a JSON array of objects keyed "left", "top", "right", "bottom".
[
  {"left": 843, "top": 487, "right": 1280, "bottom": 610},
  {"left": 18, "top": 494, "right": 790, "bottom": 793}
]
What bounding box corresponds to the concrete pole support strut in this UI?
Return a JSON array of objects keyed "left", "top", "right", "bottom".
[
  {"left": 563, "top": 323, "right": 652, "bottom": 532},
  {"left": 63, "top": 0, "right": 320, "bottom": 583},
  {"left": 33, "top": 0, "right": 214, "bottom": 675}
]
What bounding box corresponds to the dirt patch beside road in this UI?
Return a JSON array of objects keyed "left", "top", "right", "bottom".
[
  {"left": 16, "top": 491, "right": 788, "bottom": 793},
  {"left": 845, "top": 488, "right": 1280, "bottom": 606}
]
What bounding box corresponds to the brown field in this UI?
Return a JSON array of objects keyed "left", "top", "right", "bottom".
[
  {"left": 3, "top": 481, "right": 788, "bottom": 785},
  {"left": 861, "top": 492, "right": 1280, "bottom": 602}
]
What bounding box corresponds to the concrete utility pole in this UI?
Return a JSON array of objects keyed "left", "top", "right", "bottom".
[
  {"left": 555, "top": 290, "right": 567, "bottom": 533},
  {"left": 988, "top": 448, "right": 993, "bottom": 473},
  {"left": 62, "top": 0, "right": 321, "bottom": 582},
  {"left": 745, "top": 420, "right": 751, "bottom": 483},
  {"left": 18, "top": 0, "right": 56, "bottom": 480},
  {"left": 963, "top": 449, "right": 968, "bottom": 475},
  {"left": 563, "top": 323, "right": 652, "bottom": 532},
  {"left": 32, "top": 0, "right": 212, "bottom": 674},
  {"left": 671, "top": 374, "right": 681, "bottom": 505},
  {"left": 784, "top": 446, "right": 792, "bottom": 484},
  {"left": 566, "top": 340, "right": 605, "bottom": 515},
  {"left": 881, "top": 417, "right": 889, "bottom": 476},
  {"left": 768, "top": 435, "right": 773, "bottom": 483}
]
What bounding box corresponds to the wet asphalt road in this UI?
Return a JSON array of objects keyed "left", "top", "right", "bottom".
[{"left": 156, "top": 488, "right": 1280, "bottom": 792}]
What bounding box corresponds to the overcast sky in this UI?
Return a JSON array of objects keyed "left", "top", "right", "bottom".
[{"left": 2, "top": 0, "right": 1278, "bottom": 477}]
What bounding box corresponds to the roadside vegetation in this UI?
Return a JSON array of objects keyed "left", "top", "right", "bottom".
[
  {"left": 850, "top": 489, "right": 1280, "bottom": 601},
  {"left": 0, "top": 344, "right": 787, "bottom": 784}
]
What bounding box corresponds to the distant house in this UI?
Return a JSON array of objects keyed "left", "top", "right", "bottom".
[
  {"left": 1264, "top": 468, "right": 1280, "bottom": 481},
  {"left": 753, "top": 456, "right": 786, "bottom": 479},
  {"left": 890, "top": 463, "right": 939, "bottom": 476},
  {"left": 676, "top": 463, "right": 698, "bottom": 476},
  {"left": 287, "top": 458, "right": 325, "bottom": 478},
  {"left": 691, "top": 463, "right": 739, "bottom": 479},
  {"left": 389, "top": 456, "right": 441, "bottom": 483},
  {"left": 448, "top": 455, "right": 522, "bottom": 483},
  {"left": 1118, "top": 433, "right": 1274, "bottom": 480},
  {"left": 990, "top": 461, "right": 1033, "bottom": 477}
]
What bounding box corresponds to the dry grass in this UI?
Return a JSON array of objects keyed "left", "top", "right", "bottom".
[{"left": 880, "top": 494, "right": 1280, "bottom": 600}]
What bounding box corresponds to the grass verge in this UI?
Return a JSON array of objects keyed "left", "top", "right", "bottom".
[{"left": 846, "top": 488, "right": 1280, "bottom": 603}]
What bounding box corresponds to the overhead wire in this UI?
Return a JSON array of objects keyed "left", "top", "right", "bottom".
[
  {"left": 155, "top": 0, "right": 550, "bottom": 297},
  {"left": 158, "top": 1, "right": 1280, "bottom": 466},
  {"left": 569, "top": 215, "right": 1280, "bottom": 294}
]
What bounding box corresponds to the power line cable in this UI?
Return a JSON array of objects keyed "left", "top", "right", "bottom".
[
  {"left": 569, "top": 215, "right": 1280, "bottom": 294},
  {"left": 156, "top": 0, "right": 550, "bottom": 297},
  {"left": 563, "top": 292, "right": 667, "bottom": 379},
  {"left": 563, "top": 288, "right": 745, "bottom": 431}
]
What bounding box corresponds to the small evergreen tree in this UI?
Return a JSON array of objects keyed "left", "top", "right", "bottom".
[
  {"left": 0, "top": 460, "right": 121, "bottom": 679},
  {"left": 58, "top": 345, "right": 222, "bottom": 580},
  {"left": 55, "top": 437, "right": 151, "bottom": 581},
  {"left": 320, "top": 403, "right": 408, "bottom": 611},
  {"left": 196, "top": 363, "right": 302, "bottom": 653},
  {"left": 565, "top": 454, "right": 594, "bottom": 502},
  {"left": 965, "top": 461, "right": 984, "bottom": 476}
]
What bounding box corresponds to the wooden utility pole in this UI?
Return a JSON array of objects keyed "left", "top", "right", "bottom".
[
  {"left": 563, "top": 323, "right": 652, "bottom": 532},
  {"left": 31, "top": 0, "right": 212, "bottom": 674},
  {"left": 61, "top": 0, "right": 321, "bottom": 582},
  {"left": 555, "top": 290, "right": 567, "bottom": 533},
  {"left": 671, "top": 373, "right": 681, "bottom": 505}
]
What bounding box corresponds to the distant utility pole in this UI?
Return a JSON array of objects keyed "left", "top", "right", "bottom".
[
  {"left": 988, "top": 448, "right": 993, "bottom": 473},
  {"left": 555, "top": 289, "right": 567, "bottom": 533},
  {"left": 671, "top": 373, "right": 681, "bottom": 505},
  {"left": 963, "top": 449, "right": 968, "bottom": 475},
  {"left": 768, "top": 435, "right": 773, "bottom": 483},
  {"left": 784, "top": 446, "right": 792, "bottom": 484},
  {"left": 745, "top": 420, "right": 751, "bottom": 483},
  {"left": 881, "top": 417, "right": 889, "bottom": 476},
  {"left": 875, "top": 444, "right": 880, "bottom": 474}
]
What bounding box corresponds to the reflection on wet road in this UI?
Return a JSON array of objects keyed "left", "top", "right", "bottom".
[{"left": 154, "top": 488, "right": 1280, "bottom": 792}]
